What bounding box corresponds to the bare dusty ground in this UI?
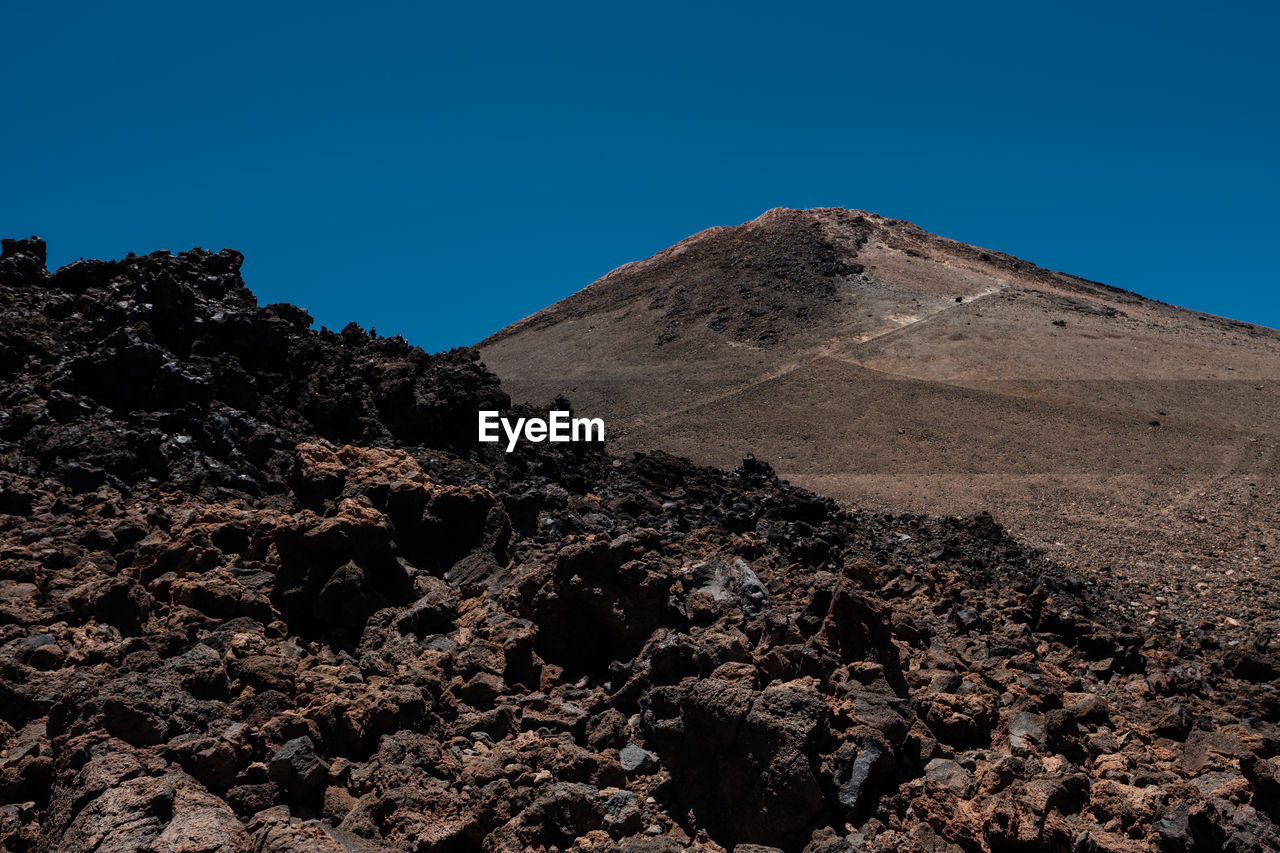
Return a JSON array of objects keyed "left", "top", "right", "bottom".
[{"left": 481, "top": 208, "right": 1280, "bottom": 647}]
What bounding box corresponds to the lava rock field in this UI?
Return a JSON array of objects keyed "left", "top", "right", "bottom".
[{"left": 1, "top": 238, "right": 1278, "bottom": 852}]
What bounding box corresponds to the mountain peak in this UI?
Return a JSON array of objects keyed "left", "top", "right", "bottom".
[
  {"left": 484, "top": 205, "right": 1126, "bottom": 353},
  {"left": 480, "top": 210, "right": 1280, "bottom": 614}
]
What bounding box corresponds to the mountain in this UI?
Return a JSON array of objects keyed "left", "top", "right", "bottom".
[
  {"left": 481, "top": 208, "right": 1280, "bottom": 636},
  {"left": 1, "top": 236, "right": 1278, "bottom": 852}
]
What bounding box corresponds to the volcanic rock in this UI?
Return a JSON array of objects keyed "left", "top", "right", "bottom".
[{"left": 0, "top": 238, "right": 1278, "bottom": 852}]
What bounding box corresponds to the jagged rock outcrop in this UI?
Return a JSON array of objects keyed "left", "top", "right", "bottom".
[{"left": 1, "top": 238, "right": 1278, "bottom": 852}]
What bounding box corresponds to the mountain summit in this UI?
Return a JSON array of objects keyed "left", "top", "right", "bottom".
[{"left": 481, "top": 208, "right": 1280, "bottom": 629}]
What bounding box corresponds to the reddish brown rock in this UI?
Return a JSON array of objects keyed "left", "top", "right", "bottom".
[{"left": 1, "top": 240, "right": 1278, "bottom": 852}]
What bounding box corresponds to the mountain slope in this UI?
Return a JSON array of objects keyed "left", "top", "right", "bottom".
[
  {"left": 480, "top": 208, "right": 1280, "bottom": 635},
  {"left": 3, "top": 237, "right": 1280, "bottom": 851}
]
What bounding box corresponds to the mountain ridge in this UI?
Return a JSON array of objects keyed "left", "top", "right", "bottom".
[
  {"left": 484, "top": 207, "right": 1276, "bottom": 351},
  {"left": 480, "top": 207, "right": 1280, "bottom": 644}
]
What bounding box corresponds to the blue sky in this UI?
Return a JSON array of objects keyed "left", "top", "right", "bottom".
[{"left": 3, "top": 2, "right": 1277, "bottom": 350}]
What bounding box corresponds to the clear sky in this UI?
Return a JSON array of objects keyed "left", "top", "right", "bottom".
[{"left": 3, "top": 2, "right": 1277, "bottom": 351}]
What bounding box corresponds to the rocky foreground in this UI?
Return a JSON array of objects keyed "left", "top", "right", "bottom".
[{"left": 1, "top": 238, "right": 1278, "bottom": 853}]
